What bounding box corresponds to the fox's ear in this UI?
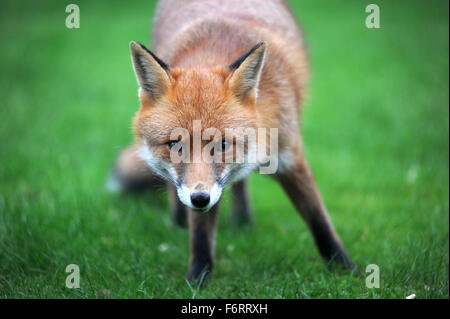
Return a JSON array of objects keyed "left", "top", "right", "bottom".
[
  {"left": 228, "top": 41, "right": 267, "bottom": 101},
  {"left": 130, "top": 41, "right": 170, "bottom": 101}
]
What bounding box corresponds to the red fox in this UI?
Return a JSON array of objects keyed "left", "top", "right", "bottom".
[{"left": 111, "top": 0, "right": 355, "bottom": 283}]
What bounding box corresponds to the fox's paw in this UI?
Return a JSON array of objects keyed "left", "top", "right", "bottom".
[
  {"left": 187, "top": 263, "right": 212, "bottom": 288},
  {"left": 325, "top": 248, "right": 360, "bottom": 276}
]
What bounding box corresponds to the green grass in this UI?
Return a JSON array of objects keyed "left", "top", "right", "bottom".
[{"left": 0, "top": 0, "right": 448, "bottom": 298}]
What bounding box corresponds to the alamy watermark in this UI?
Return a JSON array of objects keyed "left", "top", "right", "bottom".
[
  {"left": 161, "top": 121, "right": 279, "bottom": 175},
  {"left": 65, "top": 4, "right": 80, "bottom": 29},
  {"left": 365, "top": 264, "right": 380, "bottom": 288},
  {"left": 65, "top": 264, "right": 80, "bottom": 288},
  {"left": 365, "top": 4, "right": 380, "bottom": 29}
]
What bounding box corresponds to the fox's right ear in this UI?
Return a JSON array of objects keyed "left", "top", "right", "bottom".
[{"left": 130, "top": 41, "right": 170, "bottom": 101}]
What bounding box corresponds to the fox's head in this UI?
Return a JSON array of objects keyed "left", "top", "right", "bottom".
[{"left": 129, "top": 41, "right": 267, "bottom": 212}]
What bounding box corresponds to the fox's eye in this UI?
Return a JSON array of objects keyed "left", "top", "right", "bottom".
[
  {"left": 167, "top": 141, "right": 179, "bottom": 150},
  {"left": 221, "top": 140, "right": 229, "bottom": 152}
]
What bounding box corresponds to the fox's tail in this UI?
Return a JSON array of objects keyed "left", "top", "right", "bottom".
[{"left": 106, "top": 143, "right": 163, "bottom": 193}]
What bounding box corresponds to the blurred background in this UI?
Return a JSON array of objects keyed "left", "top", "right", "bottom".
[{"left": 0, "top": 0, "right": 448, "bottom": 298}]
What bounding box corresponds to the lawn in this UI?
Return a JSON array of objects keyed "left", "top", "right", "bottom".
[{"left": 0, "top": 0, "right": 448, "bottom": 298}]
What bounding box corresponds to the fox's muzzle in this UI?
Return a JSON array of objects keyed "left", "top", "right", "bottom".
[{"left": 176, "top": 182, "right": 222, "bottom": 212}]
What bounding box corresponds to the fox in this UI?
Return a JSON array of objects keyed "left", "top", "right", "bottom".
[{"left": 110, "top": 0, "right": 355, "bottom": 283}]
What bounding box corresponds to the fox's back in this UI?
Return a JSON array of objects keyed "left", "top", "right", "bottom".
[
  {"left": 152, "top": 0, "right": 308, "bottom": 111},
  {"left": 153, "top": 0, "right": 303, "bottom": 52}
]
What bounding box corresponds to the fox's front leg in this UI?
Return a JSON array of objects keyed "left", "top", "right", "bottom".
[
  {"left": 168, "top": 184, "right": 188, "bottom": 227},
  {"left": 230, "top": 179, "right": 253, "bottom": 226},
  {"left": 277, "top": 153, "right": 355, "bottom": 270},
  {"left": 187, "top": 204, "right": 220, "bottom": 285}
]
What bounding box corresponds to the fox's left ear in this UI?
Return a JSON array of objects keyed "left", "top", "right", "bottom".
[
  {"left": 130, "top": 41, "right": 171, "bottom": 102},
  {"left": 228, "top": 41, "right": 267, "bottom": 101}
]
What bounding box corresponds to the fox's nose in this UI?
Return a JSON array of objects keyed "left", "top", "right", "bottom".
[{"left": 190, "top": 192, "right": 210, "bottom": 209}]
